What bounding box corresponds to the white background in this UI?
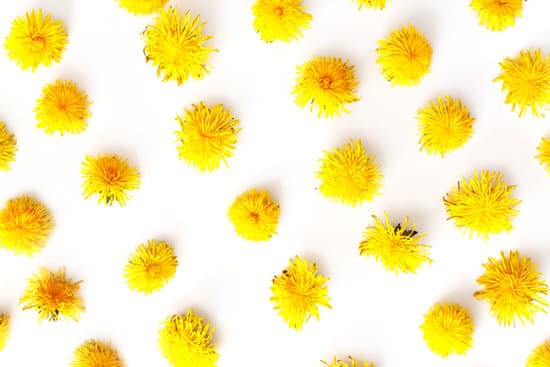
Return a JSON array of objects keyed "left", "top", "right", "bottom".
[{"left": 1, "top": 0, "right": 550, "bottom": 366}]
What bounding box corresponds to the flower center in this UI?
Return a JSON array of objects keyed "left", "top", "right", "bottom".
[
  {"left": 146, "top": 263, "right": 161, "bottom": 278},
  {"left": 31, "top": 36, "right": 46, "bottom": 52},
  {"left": 249, "top": 212, "right": 260, "bottom": 223},
  {"left": 319, "top": 76, "right": 333, "bottom": 90},
  {"left": 105, "top": 167, "right": 119, "bottom": 182},
  {"left": 57, "top": 102, "right": 68, "bottom": 112},
  {"left": 274, "top": 6, "right": 285, "bottom": 16}
]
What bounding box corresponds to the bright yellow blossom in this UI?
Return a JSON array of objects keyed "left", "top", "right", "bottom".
[
  {"left": 252, "top": 0, "right": 312, "bottom": 42},
  {"left": 158, "top": 310, "right": 218, "bottom": 367},
  {"left": 470, "top": 0, "right": 523, "bottom": 31},
  {"left": 176, "top": 103, "right": 240, "bottom": 172},
  {"left": 377, "top": 24, "right": 432, "bottom": 86},
  {"left": 0, "top": 122, "right": 17, "bottom": 172},
  {"left": 420, "top": 303, "right": 474, "bottom": 357},
  {"left": 116, "top": 0, "right": 168, "bottom": 15},
  {"left": 20, "top": 267, "right": 84, "bottom": 322},
  {"left": 527, "top": 340, "right": 550, "bottom": 367},
  {"left": 536, "top": 137, "right": 550, "bottom": 174},
  {"left": 443, "top": 170, "right": 520, "bottom": 240},
  {"left": 70, "top": 340, "right": 124, "bottom": 367},
  {"left": 494, "top": 49, "right": 550, "bottom": 117},
  {"left": 0, "top": 195, "right": 54, "bottom": 256},
  {"left": 124, "top": 240, "right": 178, "bottom": 294},
  {"left": 475, "top": 250, "right": 548, "bottom": 326},
  {"left": 228, "top": 189, "right": 280, "bottom": 242},
  {"left": 417, "top": 96, "right": 475, "bottom": 156},
  {"left": 35, "top": 80, "right": 91, "bottom": 135},
  {"left": 317, "top": 140, "right": 382, "bottom": 206},
  {"left": 359, "top": 212, "right": 431, "bottom": 274},
  {"left": 293, "top": 56, "right": 360, "bottom": 118},
  {"left": 0, "top": 314, "right": 9, "bottom": 352},
  {"left": 323, "top": 356, "right": 374, "bottom": 367},
  {"left": 354, "top": 0, "right": 388, "bottom": 9},
  {"left": 4, "top": 9, "right": 67, "bottom": 71},
  {"left": 143, "top": 7, "right": 217, "bottom": 85},
  {"left": 81, "top": 154, "right": 141, "bottom": 207},
  {"left": 271, "top": 256, "right": 331, "bottom": 330}
]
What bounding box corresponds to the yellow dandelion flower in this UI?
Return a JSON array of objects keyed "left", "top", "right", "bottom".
[
  {"left": 116, "top": 0, "right": 168, "bottom": 15},
  {"left": 176, "top": 102, "right": 240, "bottom": 172},
  {"left": 420, "top": 303, "right": 474, "bottom": 357},
  {"left": 317, "top": 139, "right": 382, "bottom": 207},
  {"left": 0, "top": 122, "right": 17, "bottom": 172},
  {"left": 0, "top": 314, "right": 9, "bottom": 352},
  {"left": 81, "top": 154, "right": 141, "bottom": 207},
  {"left": 252, "top": 0, "right": 313, "bottom": 42},
  {"left": 228, "top": 189, "right": 280, "bottom": 242},
  {"left": 527, "top": 340, "right": 550, "bottom": 367},
  {"left": 470, "top": 0, "right": 523, "bottom": 31},
  {"left": 143, "top": 7, "right": 217, "bottom": 85},
  {"left": 158, "top": 310, "right": 218, "bottom": 367},
  {"left": 475, "top": 250, "right": 548, "bottom": 326},
  {"left": 35, "top": 80, "right": 91, "bottom": 135},
  {"left": 124, "top": 240, "right": 178, "bottom": 294},
  {"left": 354, "top": 0, "right": 388, "bottom": 10},
  {"left": 271, "top": 256, "right": 331, "bottom": 330},
  {"left": 376, "top": 24, "right": 432, "bottom": 86},
  {"left": 20, "top": 267, "right": 84, "bottom": 322},
  {"left": 323, "top": 356, "right": 374, "bottom": 367},
  {"left": 494, "top": 49, "right": 550, "bottom": 118},
  {"left": 359, "top": 212, "right": 431, "bottom": 274},
  {"left": 0, "top": 195, "right": 54, "bottom": 256},
  {"left": 71, "top": 340, "right": 124, "bottom": 367},
  {"left": 4, "top": 10, "right": 67, "bottom": 71},
  {"left": 417, "top": 96, "right": 476, "bottom": 157},
  {"left": 293, "top": 56, "right": 360, "bottom": 118},
  {"left": 536, "top": 137, "right": 550, "bottom": 174},
  {"left": 443, "top": 170, "right": 520, "bottom": 240}
]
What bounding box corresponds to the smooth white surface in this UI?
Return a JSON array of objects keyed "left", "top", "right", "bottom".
[{"left": 1, "top": 0, "right": 550, "bottom": 366}]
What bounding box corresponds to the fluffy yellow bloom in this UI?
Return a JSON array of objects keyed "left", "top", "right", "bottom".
[
  {"left": 271, "top": 256, "right": 331, "bottom": 330},
  {"left": 0, "top": 314, "right": 9, "bottom": 352},
  {"left": 417, "top": 96, "right": 475, "bottom": 157},
  {"left": 494, "top": 49, "right": 550, "bottom": 117},
  {"left": 176, "top": 103, "right": 240, "bottom": 172},
  {"left": 124, "top": 240, "right": 178, "bottom": 294},
  {"left": 20, "top": 267, "right": 84, "bottom": 322},
  {"left": 475, "top": 250, "right": 548, "bottom": 326},
  {"left": 443, "top": 170, "right": 520, "bottom": 240},
  {"left": 158, "top": 310, "right": 218, "bottom": 367},
  {"left": 317, "top": 140, "right": 382, "bottom": 207},
  {"left": 377, "top": 24, "right": 432, "bottom": 86},
  {"left": 228, "top": 189, "right": 280, "bottom": 242},
  {"left": 359, "top": 212, "right": 431, "bottom": 274},
  {"left": 71, "top": 340, "right": 124, "bottom": 367},
  {"left": 116, "top": 0, "right": 168, "bottom": 15},
  {"left": 4, "top": 10, "right": 67, "bottom": 71},
  {"left": 35, "top": 80, "right": 91, "bottom": 135},
  {"left": 0, "top": 195, "right": 54, "bottom": 256},
  {"left": 323, "top": 356, "right": 374, "bottom": 367},
  {"left": 354, "top": 0, "right": 388, "bottom": 9},
  {"left": 470, "top": 0, "right": 523, "bottom": 31},
  {"left": 293, "top": 56, "right": 360, "bottom": 118},
  {"left": 252, "top": 0, "right": 312, "bottom": 42},
  {"left": 143, "top": 7, "right": 217, "bottom": 85},
  {"left": 81, "top": 154, "right": 141, "bottom": 207},
  {"left": 536, "top": 137, "right": 550, "bottom": 174},
  {"left": 527, "top": 340, "right": 550, "bottom": 367},
  {"left": 420, "top": 303, "right": 474, "bottom": 357},
  {"left": 0, "top": 121, "right": 17, "bottom": 172}
]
